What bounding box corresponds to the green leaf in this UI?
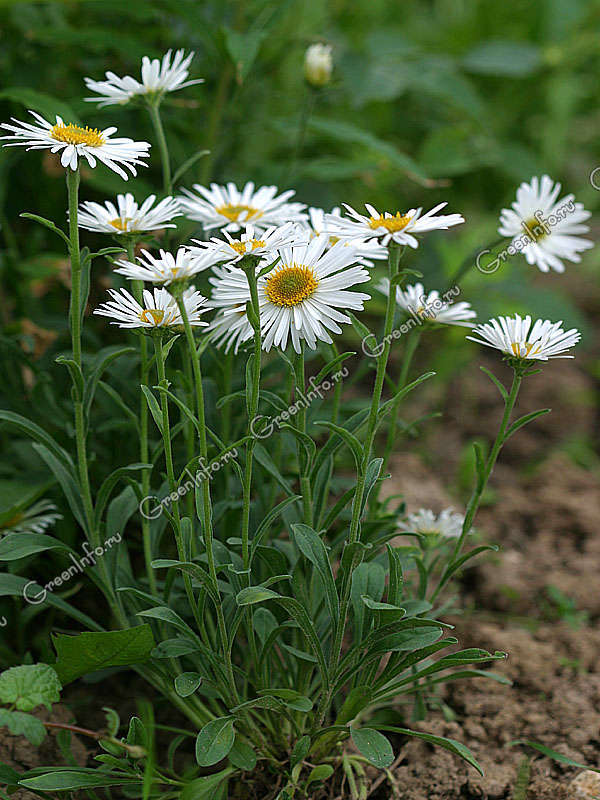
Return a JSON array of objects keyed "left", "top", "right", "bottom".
[
  {"left": 222, "top": 27, "right": 266, "bottom": 82},
  {"left": 351, "top": 562, "right": 386, "bottom": 641},
  {"left": 94, "top": 463, "right": 152, "bottom": 525},
  {"left": 180, "top": 769, "right": 234, "bottom": 800},
  {"left": 350, "top": 727, "right": 394, "bottom": 769},
  {"left": 309, "top": 116, "right": 428, "bottom": 181},
  {"left": 291, "top": 734, "right": 311, "bottom": 769},
  {"left": 0, "top": 664, "right": 61, "bottom": 711},
  {"left": 195, "top": 717, "right": 235, "bottom": 767},
  {"left": 236, "top": 586, "right": 280, "bottom": 605},
  {"left": 306, "top": 764, "right": 334, "bottom": 786},
  {"left": 380, "top": 726, "right": 483, "bottom": 774},
  {"left": 315, "top": 420, "right": 363, "bottom": 469},
  {"left": 0, "top": 88, "right": 79, "bottom": 123},
  {"left": 0, "top": 709, "right": 46, "bottom": 745},
  {"left": 462, "top": 40, "right": 542, "bottom": 77},
  {"left": 504, "top": 409, "right": 551, "bottom": 442},
  {"left": 52, "top": 626, "right": 155, "bottom": 684},
  {"left": 172, "top": 149, "right": 210, "bottom": 185},
  {"left": 19, "top": 770, "right": 139, "bottom": 791},
  {"left": 0, "top": 533, "right": 68, "bottom": 561},
  {"left": 141, "top": 385, "right": 164, "bottom": 435},
  {"left": 228, "top": 739, "right": 257, "bottom": 771},
  {"left": 335, "top": 686, "right": 373, "bottom": 726},
  {"left": 174, "top": 673, "right": 202, "bottom": 698},
  {"left": 373, "top": 625, "right": 442, "bottom": 653},
  {"left": 291, "top": 523, "right": 339, "bottom": 622},
  {"left": 509, "top": 740, "right": 600, "bottom": 772},
  {"left": 313, "top": 351, "right": 354, "bottom": 386},
  {"left": 20, "top": 212, "right": 70, "bottom": 247}
]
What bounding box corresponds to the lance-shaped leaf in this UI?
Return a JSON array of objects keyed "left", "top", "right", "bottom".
[
  {"left": 377, "top": 726, "right": 483, "bottom": 775},
  {"left": 291, "top": 524, "right": 339, "bottom": 623},
  {"left": 52, "top": 627, "right": 155, "bottom": 684}
]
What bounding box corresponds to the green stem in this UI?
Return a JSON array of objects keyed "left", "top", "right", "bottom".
[
  {"left": 130, "top": 266, "right": 157, "bottom": 596},
  {"left": 295, "top": 348, "right": 312, "bottom": 526},
  {"left": 319, "top": 243, "right": 403, "bottom": 721},
  {"left": 431, "top": 369, "right": 523, "bottom": 602},
  {"left": 148, "top": 102, "right": 172, "bottom": 195},
  {"left": 174, "top": 295, "right": 239, "bottom": 704},
  {"left": 66, "top": 168, "right": 119, "bottom": 615},
  {"left": 379, "top": 328, "right": 422, "bottom": 478}
]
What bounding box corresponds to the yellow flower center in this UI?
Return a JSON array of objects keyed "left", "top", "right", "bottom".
[
  {"left": 265, "top": 265, "right": 319, "bottom": 307},
  {"left": 140, "top": 309, "right": 165, "bottom": 326},
  {"left": 50, "top": 123, "right": 105, "bottom": 147},
  {"left": 369, "top": 212, "right": 412, "bottom": 233},
  {"left": 230, "top": 239, "right": 266, "bottom": 255},
  {"left": 216, "top": 204, "right": 264, "bottom": 223},
  {"left": 109, "top": 217, "right": 133, "bottom": 231},
  {"left": 510, "top": 341, "right": 542, "bottom": 358},
  {"left": 522, "top": 217, "right": 548, "bottom": 243}
]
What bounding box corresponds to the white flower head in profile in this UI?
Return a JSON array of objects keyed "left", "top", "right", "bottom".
[
  {"left": 178, "top": 181, "right": 308, "bottom": 233},
  {"left": 498, "top": 175, "right": 593, "bottom": 274},
  {"left": 190, "top": 222, "right": 302, "bottom": 265},
  {"left": 0, "top": 112, "right": 150, "bottom": 178},
  {"left": 94, "top": 286, "right": 208, "bottom": 329},
  {"left": 114, "top": 247, "right": 218, "bottom": 286},
  {"left": 467, "top": 314, "right": 581, "bottom": 361},
  {"left": 402, "top": 508, "right": 464, "bottom": 540},
  {"left": 377, "top": 280, "right": 476, "bottom": 327},
  {"left": 304, "top": 206, "right": 387, "bottom": 267},
  {"left": 77, "top": 193, "right": 181, "bottom": 235},
  {"left": 330, "top": 202, "right": 464, "bottom": 249},
  {"left": 84, "top": 49, "right": 203, "bottom": 106}
]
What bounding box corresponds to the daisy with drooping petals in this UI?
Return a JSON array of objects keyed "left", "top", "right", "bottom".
[
  {"left": 498, "top": 175, "right": 593, "bottom": 274},
  {"left": 377, "top": 280, "right": 476, "bottom": 327},
  {"left": 77, "top": 193, "right": 181, "bottom": 235},
  {"left": 1, "top": 500, "right": 62, "bottom": 536},
  {"left": 209, "top": 238, "right": 370, "bottom": 353},
  {"left": 94, "top": 286, "right": 208, "bottom": 329},
  {"left": 190, "top": 222, "right": 301, "bottom": 265},
  {"left": 402, "top": 508, "right": 464, "bottom": 540},
  {"left": 304, "top": 206, "right": 387, "bottom": 267},
  {"left": 330, "top": 202, "right": 464, "bottom": 249},
  {"left": 178, "top": 181, "right": 308, "bottom": 233},
  {"left": 467, "top": 315, "right": 581, "bottom": 361},
  {"left": 114, "top": 247, "right": 218, "bottom": 286},
  {"left": 0, "top": 112, "right": 150, "bottom": 178},
  {"left": 84, "top": 49, "right": 203, "bottom": 106}
]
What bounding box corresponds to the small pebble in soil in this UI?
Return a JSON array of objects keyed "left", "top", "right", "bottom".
[{"left": 570, "top": 770, "right": 600, "bottom": 799}]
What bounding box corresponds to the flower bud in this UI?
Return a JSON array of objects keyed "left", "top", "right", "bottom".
[{"left": 304, "top": 43, "right": 332, "bottom": 88}]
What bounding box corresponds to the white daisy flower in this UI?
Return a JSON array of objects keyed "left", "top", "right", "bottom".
[
  {"left": 498, "top": 175, "right": 593, "bottom": 274},
  {"left": 1, "top": 500, "right": 62, "bottom": 536},
  {"left": 377, "top": 280, "right": 476, "bottom": 327},
  {"left": 190, "top": 222, "right": 302, "bottom": 265},
  {"left": 330, "top": 202, "right": 464, "bottom": 249},
  {"left": 178, "top": 181, "right": 308, "bottom": 232},
  {"left": 114, "top": 247, "right": 218, "bottom": 285},
  {"left": 77, "top": 193, "right": 181, "bottom": 235},
  {"left": 0, "top": 111, "right": 150, "bottom": 179},
  {"left": 402, "top": 508, "right": 464, "bottom": 540},
  {"left": 84, "top": 49, "right": 203, "bottom": 106},
  {"left": 304, "top": 206, "right": 387, "bottom": 267},
  {"left": 467, "top": 314, "right": 581, "bottom": 361},
  {"left": 94, "top": 286, "right": 208, "bottom": 329},
  {"left": 209, "top": 238, "right": 370, "bottom": 353}
]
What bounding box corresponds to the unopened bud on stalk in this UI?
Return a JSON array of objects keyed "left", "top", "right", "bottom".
[{"left": 304, "top": 43, "right": 333, "bottom": 88}]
